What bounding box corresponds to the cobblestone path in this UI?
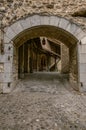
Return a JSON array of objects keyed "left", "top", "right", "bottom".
[{"left": 0, "top": 72, "right": 86, "bottom": 130}]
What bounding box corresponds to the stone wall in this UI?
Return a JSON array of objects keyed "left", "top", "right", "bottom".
[
  {"left": 61, "top": 44, "right": 69, "bottom": 74},
  {"left": 0, "top": 0, "right": 86, "bottom": 30}
]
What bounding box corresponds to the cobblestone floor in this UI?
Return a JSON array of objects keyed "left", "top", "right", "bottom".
[{"left": 0, "top": 72, "right": 86, "bottom": 130}]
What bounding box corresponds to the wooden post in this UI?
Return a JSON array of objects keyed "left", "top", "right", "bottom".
[{"left": 0, "top": 17, "right": 4, "bottom": 55}]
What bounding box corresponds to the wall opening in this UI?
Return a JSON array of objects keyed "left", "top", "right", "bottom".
[
  {"left": 18, "top": 37, "right": 62, "bottom": 78},
  {"left": 4, "top": 14, "right": 85, "bottom": 93},
  {"left": 10, "top": 23, "right": 78, "bottom": 90},
  {"left": 12, "top": 25, "right": 78, "bottom": 91}
]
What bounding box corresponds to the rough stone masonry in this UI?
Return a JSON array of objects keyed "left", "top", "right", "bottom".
[{"left": 0, "top": 0, "right": 86, "bottom": 28}]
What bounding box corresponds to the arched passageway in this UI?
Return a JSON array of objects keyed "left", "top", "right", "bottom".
[{"left": 3, "top": 15, "right": 86, "bottom": 93}]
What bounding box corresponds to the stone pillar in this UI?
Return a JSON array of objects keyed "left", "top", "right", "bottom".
[
  {"left": 78, "top": 40, "right": 86, "bottom": 92},
  {"left": 69, "top": 44, "right": 79, "bottom": 90},
  {"left": 3, "top": 42, "right": 14, "bottom": 93},
  {"left": 61, "top": 43, "right": 69, "bottom": 73}
]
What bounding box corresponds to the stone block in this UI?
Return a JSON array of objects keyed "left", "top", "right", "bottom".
[
  {"left": 59, "top": 18, "right": 69, "bottom": 30},
  {"left": 79, "top": 63, "right": 86, "bottom": 73},
  {"left": 30, "top": 15, "right": 41, "bottom": 27},
  {"left": 5, "top": 27, "right": 16, "bottom": 41},
  {"left": 76, "top": 31, "right": 86, "bottom": 41},
  {"left": 70, "top": 24, "right": 79, "bottom": 35},
  {"left": 50, "top": 16, "right": 56, "bottom": 25},
  {"left": 79, "top": 44, "right": 86, "bottom": 54},
  {"left": 4, "top": 53, "right": 13, "bottom": 63},
  {"left": 74, "top": 28, "right": 83, "bottom": 39},
  {"left": 20, "top": 17, "right": 32, "bottom": 30},
  {"left": 54, "top": 16, "right": 60, "bottom": 27},
  {"left": 11, "top": 21, "right": 23, "bottom": 35},
  {"left": 4, "top": 73, "right": 13, "bottom": 82},
  {"left": 4, "top": 63, "right": 12, "bottom": 72},
  {"left": 4, "top": 35, "right": 11, "bottom": 43},
  {"left": 4, "top": 44, "right": 13, "bottom": 54},
  {"left": 66, "top": 22, "right": 79, "bottom": 35},
  {"left": 80, "top": 53, "right": 86, "bottom": 63},
  {"left": 81, "top": 36, "right": 86, "bottom": 44},
  {"left": 40, "top": 16, "right": 50, "bottom": 25},
  {"left": 80, "top": 73, "right": 86, "bottom": 82}
]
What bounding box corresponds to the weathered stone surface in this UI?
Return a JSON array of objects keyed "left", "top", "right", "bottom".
[
  {"left": 4, "top": 44, "right": 13, "bottom": 54},
  {"left": 10, "top": 22, "right": 23, "bottom": 35},
  {"left": 80, "top": 53, "right": 86, "bottom": 63},
  {"left": 4, "top": 63, "right": 12, "bottom": 73},
  {"left": 81, "top": 36, "right": 86, "bottom": 44},
  {"left": 0, "top": 73, "right": 86, "bottom": 129},
  {"left": 40, "top": 16, "right": 50, "bottom": 25},
  {"left": 79, "top": 63, "right": 86, "bottom": 73},
  {"left": 5, "top": 27, "right": 16, "bottom": 40},
  {"left": 72, "top": 8, "right": 86, "bottom": 17},
  {"left": 3, "top": 83, "right": 12, "bottom": 93},
  {"left": 0, "top": 83, "right": 3, "bottom": 93},
  {"left": 79, "top": 44, "right": 86, "bottom": 54},
  {"left": 30, "top": 15, "right": 41, "bottom": 27},
  {"left": 0, "top": 0, "right": 86, "bottom": 29},
  {"left": 61, "top": 44, "right": 69, "bottom": 74},
  {"left": 0, "top": 73, "right": 4, "bottom": 82},
  {"left": 80, "top": 73, "right": 86, "bottom": 82},
  {"left": 59, "top": 18, "right": 69, "bottom": 30},
  {"left": 0, "top": 63, "right": 4, "bottom": 72}
]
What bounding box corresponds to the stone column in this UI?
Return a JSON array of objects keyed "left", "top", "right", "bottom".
[
  {"left": 61, "top": 43, "right": 69, "bottom": 73},
  {"left": 78, "top": 40, "right": 86, "bottom": 92},
  {"left": 69, "top": 44, "right": 79, "bottom": 90},
  {"left": 3, "top": 42, "right": 14, "bottom": 93}
]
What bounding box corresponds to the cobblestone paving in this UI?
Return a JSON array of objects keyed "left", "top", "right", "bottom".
[{"left": 0, "top": 72, "right": 86, "bottom": 130}]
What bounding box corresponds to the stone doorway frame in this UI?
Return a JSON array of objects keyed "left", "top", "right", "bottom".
[{"left": 1, "top": 15, "right": 86, "bottom": 93}]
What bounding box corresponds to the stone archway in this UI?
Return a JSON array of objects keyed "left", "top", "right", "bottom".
[{"left": 2, "top": 15, "right": 86, "bottom": 93}]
